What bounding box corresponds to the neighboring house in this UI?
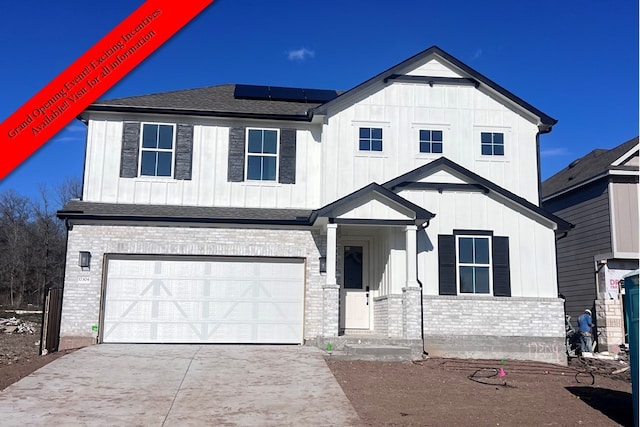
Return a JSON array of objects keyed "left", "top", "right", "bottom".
[
  {"left": 54, "top": 46, "right": 571, "bottom": 364},
  {"left": 542, "top": 137, "right": 639, "bottom": 353}
]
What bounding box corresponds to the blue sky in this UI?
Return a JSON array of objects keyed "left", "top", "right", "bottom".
[{"left": 1, "top": 0, "right": 638, "bottom": 202}]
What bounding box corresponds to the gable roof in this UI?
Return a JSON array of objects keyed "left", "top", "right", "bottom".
[
  {"left": 84, "top": 46, "right": 555, "bottom": 129},
  {"left": 313, "top": 183, "right": 435, "bottom": 223},
  {"left": 384, "top": 157, "right": 573, "bottom": 232},
  {"left": 84, "top": 84, "right": 325, "bottom": 121},
  {"left": 541, "top": 137, "right": 639, "bottom": 200},
  {"left": 312, "top": 46, "right": 557, "bottom": 130}
]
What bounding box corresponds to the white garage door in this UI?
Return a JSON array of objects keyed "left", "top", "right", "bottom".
[{"left": 102, "top": 257, "right": 304, "bottom": 344}]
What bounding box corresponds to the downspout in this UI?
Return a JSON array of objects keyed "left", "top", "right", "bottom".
[{"left": 417, "top": 219, "right": 431, "bottom": 355}]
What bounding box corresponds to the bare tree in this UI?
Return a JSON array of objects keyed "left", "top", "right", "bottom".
[{"left": 0, "top": 190, "right": 32, "bottom": 306}]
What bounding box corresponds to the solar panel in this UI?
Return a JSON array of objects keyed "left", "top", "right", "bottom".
[
  {"left": 234, "top": 84, "right": 270, "bottom": 99},
  {"left": 303, "top": 88, "right": 339, "bottom": 103},
  {"left": 234, "top": 84, "right": 339, "bottom": 103},
  {"left": 269, "top": 86, "right": 305, "bottom": 102}
]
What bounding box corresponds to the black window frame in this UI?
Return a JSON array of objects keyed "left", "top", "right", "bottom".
[
  {"left": 359, "top": 127, "right": 383, "bottom": 152},
  {"left": 419, "top": 129, "right": 443, "bottom": 154},
  {"left": 481, "top": 132, "right": 504, "bottom": 156},
  {"left": 139, "top": 122, "right": 176, "bottom": 177}
]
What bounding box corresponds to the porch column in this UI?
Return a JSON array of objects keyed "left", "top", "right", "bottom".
[
  {"left": 403, "top": 225, "right": 422, "bottom": 339},
  {"left": 323, "top": 223, "right": 340, "bottom": 336}
]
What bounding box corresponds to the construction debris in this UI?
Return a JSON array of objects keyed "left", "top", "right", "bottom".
[{"left": 0, "top": 317, "right": 37, "bottom": 334}]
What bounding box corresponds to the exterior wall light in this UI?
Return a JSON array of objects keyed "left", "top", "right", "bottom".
[
  {"left": 79, "top": 251, "right": 91, "bottom": 269},
  {"left": 319, "top": 257, "right": 327, "bottom": 274}
]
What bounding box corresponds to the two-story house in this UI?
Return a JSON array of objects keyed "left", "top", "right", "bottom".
[
  {"left": 543, "top": 137, "right": 639, "bottom": 354},
  {"left": 54, "top": 46, "right": 571, "bottom": 364}
]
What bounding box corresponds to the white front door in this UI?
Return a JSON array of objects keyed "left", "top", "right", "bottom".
[{"left": 340, "top": 243, "right": 370, "bottom": 330}]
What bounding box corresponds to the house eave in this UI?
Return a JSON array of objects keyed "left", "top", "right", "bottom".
[{"left": 83, "top": 105, "right": 314, "bottom": 122}]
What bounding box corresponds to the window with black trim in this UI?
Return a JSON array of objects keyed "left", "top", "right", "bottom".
[
  {"left": 419, "top": 130, "right": 443, "bottom": 154},
  {"left": 481, "top": 132, "right": 504, "bottom": 156},
  {"left": 140, "top": 123, "right": 175, "bottom": 177},
  {"left": 438, "top": 233, "right": 511, "bottom": 297},
  {"left": 359, "top": 127, "right": 383, "bottom": 152},
  {"left": 457, "top": 236, "right": 491, "bottom": 294},
  {"left": 246, "top": 128, "right": 278, "bottom": 181}
]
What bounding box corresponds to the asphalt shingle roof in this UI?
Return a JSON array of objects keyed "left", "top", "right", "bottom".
[
  {"left": 58, "top": 200, "right": 313, "bottom": 225},
  {"left": 87, "top": 84, "right": 326, "bottom": 119},
  {"left": 541, "top": 137, "right": 639, "bottom": 199}
]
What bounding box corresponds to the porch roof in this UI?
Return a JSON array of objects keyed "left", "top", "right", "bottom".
[
  {"left": 383, "top": 157, "right": 573, "bottom": 232},
  {"left": 312, "top": 183, "right": 435, "bottom": 226}
]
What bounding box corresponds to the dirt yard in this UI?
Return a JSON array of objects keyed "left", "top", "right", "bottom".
[
  {"left": 0, "top": 314, "right": 634, "bottom": 426},
  {"left": 327, "top": 357, "right": 633, "bottom": 426}
]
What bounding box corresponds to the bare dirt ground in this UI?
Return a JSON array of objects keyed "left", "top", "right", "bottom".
[
  {"left": 326, "top": 357, "right": 633, "bottom": 427},
  {"left": 0, "top": 314, "right": 634, "bottom": 426}
]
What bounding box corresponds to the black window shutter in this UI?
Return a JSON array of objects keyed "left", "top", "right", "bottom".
[
  {"left": 174, "top": 124, "right": 193, "bottom": 180},
  {"left": 279, "top": 128, "right": 296, "bottom": 184},
  {"left": 492, "top": 236, "right": 511, "bottom": 297},
  {"left": 120, "top": 121, "right": 140, "bottom": 178},
  {"left": 227, "top": 126, "right": 246, "bottom": 182},
  {"left": 438, "top": 235, "right": 457, "bottom": 295}
]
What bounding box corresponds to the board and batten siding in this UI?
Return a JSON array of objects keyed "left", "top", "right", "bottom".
[
  {"left": 319, "top": 70, "right": 541, "bottom": 207},
  {"left": 610, "top": 181, "right": 639, "bottom": 255},
  {"left": 542, "top": 180, "right": 612, "bottom": 323},
  {"left": 399, "top": 189, "right": 559, "bottom": 298},
  {"left": 82, "top": 115, "right": 322, "bottom": 209}
]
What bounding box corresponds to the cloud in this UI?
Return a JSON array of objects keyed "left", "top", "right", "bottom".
[
  {"left": 472, "top": 48, "right": 483, "bottom": 60},
  {"left": 541, "top": 147, "right": 569, "bottom": 158},
  {"left": 287, "top": 48, "right": 315, "bottom": 61}
]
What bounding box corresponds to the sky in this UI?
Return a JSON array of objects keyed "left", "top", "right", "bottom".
[{"left": 1, "top": 0, "right": 638, "bottom": 202}]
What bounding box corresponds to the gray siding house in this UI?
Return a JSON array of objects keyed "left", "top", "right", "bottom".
[{"left": 542, "top": 137, "right": 639, "bottom": 353}]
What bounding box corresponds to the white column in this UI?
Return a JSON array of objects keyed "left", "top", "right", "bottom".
[
  {"left": 403, "top": 224, "right": 422, "bottom": 339},
  {"left": 323, "top": 223, "right": 340, "bottom": 336},
  {"left": 405, "top": 225, "right": 419, "bottom": 287},
  {"left": 326, "top": 223, "right": 338, "bottom": 285}
]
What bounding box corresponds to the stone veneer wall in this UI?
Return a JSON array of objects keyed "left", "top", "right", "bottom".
[
  {"left": 60, "top": 224, "right": 324, "bottom": 349},
  {"left": 423, "top": 295, "right": 566, "bottom": 365},
  {"left": 595, "top": 297, "right": 626, "bottom": 353},
  {"left": 373, "top": 295, "right": 403, "bottom": 338}
]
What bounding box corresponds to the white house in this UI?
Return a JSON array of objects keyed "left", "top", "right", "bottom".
[{"left": 55, "top": 46, "right": 572, "bottom": 364}]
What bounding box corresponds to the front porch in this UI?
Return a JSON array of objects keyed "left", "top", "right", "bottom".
[{"left": 313, "top": 183, "right": 435, "bottom": 350}]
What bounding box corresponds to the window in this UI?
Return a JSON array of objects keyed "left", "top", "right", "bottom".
[
  {"left": 438, "top": 234, "right": 510, "bottom": 297},
  {"left": 359, "top": 127, "right": 383, "bottom": 152},
  {"left": 419, "top": 130, "right": 443, "bottom": 153},
  {"left": 246, "top": 128, "right": 278, "bottom": 181},
  {"left": 140, "top": 123, "right": 175, "bottom": 177},
  {"left": 457, "top": 236, "right": 491, "bottom": 294},
  {"left": 481, "top": 132, "right": 504, "bottom": 156}
]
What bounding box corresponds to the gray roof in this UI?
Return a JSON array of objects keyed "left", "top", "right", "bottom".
[
  {"left": 58, "top": 200, "right": 313, "bottom": 225},
  {"left": 86, "top": 84, "right": 325, "bottom": 120},
  {"left": 542, "top": 137, "right": 639, "bottom": 199}
]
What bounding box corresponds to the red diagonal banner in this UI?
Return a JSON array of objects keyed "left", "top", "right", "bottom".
[{"left": 0, "top": 0, "right": 214, "bottom": 180}]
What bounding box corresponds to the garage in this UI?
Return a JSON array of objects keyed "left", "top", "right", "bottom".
[{"left": 102, "top": 256, "right": 305, "bottom": 344}]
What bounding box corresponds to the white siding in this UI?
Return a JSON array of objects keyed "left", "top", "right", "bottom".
[
  {"left": 401, "top": 189, "right": 558, "bottom": 298},
  {"left": 321, "top": 81, "right": 540, "bottom": 207},
  {"left": 83, "top": 114, "right": 323, "bottom": 209}
]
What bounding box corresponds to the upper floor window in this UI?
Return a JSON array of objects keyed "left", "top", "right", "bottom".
[
  {"left": 457, "top": 236, "right": 491, "bottom": 294},
  {"left": 359, "top": 127, "right": 383, "bottom": 152},
  {"left": 140, "top": 123, "right": 175, "bottom": 177},
  {"left": 246, "top": 128, "right": 278, "bottom": 181},
  {"left": 481, "top": 132, "right": 504, "bottom": 156},
  {"left": 419, "top": 130, "right": 443, "bottom": 154}
]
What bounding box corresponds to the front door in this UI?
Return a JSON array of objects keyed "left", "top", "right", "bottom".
[{"left": 340, "top": 243, "right": 370, "bottom": 330}]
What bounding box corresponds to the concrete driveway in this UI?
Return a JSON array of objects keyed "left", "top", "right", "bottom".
[{"left": 0, "top": 344, "right": 361, "bottom": 426}]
